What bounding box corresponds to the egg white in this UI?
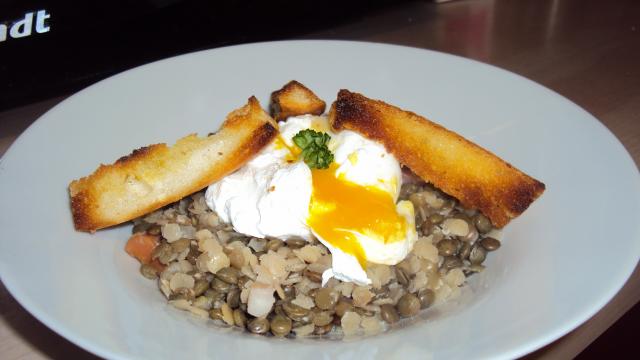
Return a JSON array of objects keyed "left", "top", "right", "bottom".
[{"left": 206, "top": 115, "right": 417, "bottom": 285}]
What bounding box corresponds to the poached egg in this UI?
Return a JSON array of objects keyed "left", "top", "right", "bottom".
[{"left": 205, "top": 115, "right": 417, "bottom": 285}]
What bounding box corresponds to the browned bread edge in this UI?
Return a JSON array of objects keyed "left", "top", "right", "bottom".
[
  {"left": 329, "top": 89, "right": 545, "bottom": 228},
  {"left": 270, "top": 80, "right": 326, "bottom": 121},
  {"left": 69, "top": 96, "right": 277, "bottom": 232}
]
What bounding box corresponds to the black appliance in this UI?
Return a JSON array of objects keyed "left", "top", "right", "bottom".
[{"left": 1, "top": 0, "right": 406, "bottom": 110}]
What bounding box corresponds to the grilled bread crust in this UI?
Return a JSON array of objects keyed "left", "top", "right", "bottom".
[
  {"left": 69, "top": 97, "right": 278, "bottom": 232},
  {"left": 270, "top": 80, "right": 326, "bottom": 121},
  {"left": 329, "top": 90, "right": 545, "bottom": 228}
]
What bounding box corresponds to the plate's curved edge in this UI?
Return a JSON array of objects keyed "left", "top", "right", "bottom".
[
  {"left": 1, "top": 40, "right": 639, "bottom": 360},
  {"left": 0, "top": 272, "right": 126, "bottom": 360}
]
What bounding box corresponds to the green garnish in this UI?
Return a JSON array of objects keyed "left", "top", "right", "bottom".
[{"left": 292, "top": 129, "right": 334, "bottom": 169}]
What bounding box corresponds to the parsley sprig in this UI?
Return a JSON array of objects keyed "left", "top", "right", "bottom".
[{"left": 292, "top": 129, "right": 334, "bottom": 169}]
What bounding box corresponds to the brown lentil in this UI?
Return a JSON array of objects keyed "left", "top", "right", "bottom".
[
  {"left": 459, "top": 242, "right": 471, "bottom": 260},
  {"left": 266, "top": 238, "right": 284, "bottom": 252},
  {"left": 395, "top": 267, "right": 410, "bottom": 286},
  {"left": 480, "top": 237, "right": 501, "bottom": 251},
  {"left": 417, "top": 289, "right": 435, "bottom": 309},
  {"left": 170, "top": 238, "right": 190, "bottom": 253},
  {"left": 442, "top": 256, "right": 463, "bottom": 270},
  {"left": 453, "top": 238, "right": 463, "bottom": 253},
  {"left": 303, "top": 269, "right": 323, "bottom": 283},
  {"left": 467, "top": 264, "right": 486, "bottom": 273},
  {"left": 273, "top": 304, "right": 286, "bottom": 317},
  {"left": 420, "top": 218, "right": 433, "bottom": 235},
  {"left": 270, "top": 315, "right": 292, "bottom": 337},
  {"left": 152, "top": 243, "right": 174, "bottom": 265},
  {"left": 429, "top": 213, "right": 445, "bottom": 224},
  {"left": 354, "top": 307, "right": 375, "bottom": 317},
  {"left": 209, "top": 308, "right": 224, "bottom": 321},
  {"left": 193, "top": 279, "right": 209, "bottom": 297},
  {"left": 216, "top": 267, "right": 239, "bottom": 284},
  {"left": 185, "top": 246, "right": 199, "bottom": 264},
  {"left": 132, "top": 221, "right": 151, "bottom": 234},
  {"left": 440, "top": 199, "right": 455, "bottom": 212},
  {"left": 397, "top": 294, "right": 421, "bottom": 317},
  {"left": 286, "top": 238, "right": 306, "bottom": 249},
  {"left": 312, "top": 311, "right": 334, "bottom": 327},
  {"left": 221, "top": 303, "right": 234, "bottom": 325},
  {"left": 204, "top": 289, "right": 225, "bottom": 302},
  {"left": 139, "top": 263, "right": 158, "bottom": 279},
  {"left": 283, "top": 285, "right": 296, "bottom": 299},
  {"left": 227, "top": 288, "right": 240, "bottom": 309},
  {"left": 314, "top": 288, "right": 337, "bottom": 310},
  {"left": 147, "top": 224, "right": 161, "bottom": 236},
  {"left": 437, "top": 239, "right": 457, "bottom": 256},
  {"left": 233, "top": 309, "right": 247, "bottom": 327},
  {"left": 380, "top": 304, "right": 400, "bottom": 324},
  {"left": 469, "top": 245, "right": 487, "bottom": 265},
  {"left": 473, "top": 214, "right": 493, "bottom": 234},
  {"left": 282, "top": 301, "right": 311, "bottom": 322},
  {"left": 211, "top": 278, "right": 232, "bottom": 293},
  {"left": 335, "top": 299, "right": 353, "bottom": 318},
  {"left": 307, "top": 288, "right": 319, "bottom": 299},
  {"left": 248, "top": 317, "right": 270, "bottom": 334}
]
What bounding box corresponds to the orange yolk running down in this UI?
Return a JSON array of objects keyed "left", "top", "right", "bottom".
[
  {"left": 273, "top": 135, "right": 301, "bottom": 162},
  {"left": 307, "top": 164, "right": 408, "bottom": 268}
]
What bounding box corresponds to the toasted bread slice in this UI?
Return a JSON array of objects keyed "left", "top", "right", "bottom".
[
  {"left": 69, "top": 97, "right": 278, "bottom": 232},
  {"left": 329, "top": 90, "right": 545, "bottom": 228},
  {"left": 270, "top": 80, "right": 326, "bottom": 121}
]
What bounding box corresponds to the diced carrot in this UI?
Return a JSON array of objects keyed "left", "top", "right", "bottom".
[{"left": 125, "top": 233, "right": 160, "bottom": 264}]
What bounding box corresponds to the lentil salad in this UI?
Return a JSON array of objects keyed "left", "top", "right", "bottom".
[{"left": 125, "top": 170, "right": 502, "bottom": 338}]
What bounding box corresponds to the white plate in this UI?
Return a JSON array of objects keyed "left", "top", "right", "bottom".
[{"left": 1, "top": 41, "right": 639, "bottom": 360}]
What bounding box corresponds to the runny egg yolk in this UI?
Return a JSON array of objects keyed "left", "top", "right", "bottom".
[{"left": 307, "top": 164, "right": 408, "bottom": 268}]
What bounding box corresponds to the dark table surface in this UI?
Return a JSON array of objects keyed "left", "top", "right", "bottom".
[{"left": 1, "top": 0, "right": 639, "bottom": 358}]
